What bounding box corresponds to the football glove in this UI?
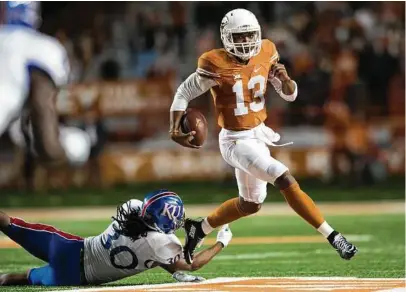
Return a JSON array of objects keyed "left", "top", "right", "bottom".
[
  {"left": 216, "top": 224, "right": 232, "bottom": 247},
  {"left": 172, "top": 271, "right": 206, "bottom": 283}
]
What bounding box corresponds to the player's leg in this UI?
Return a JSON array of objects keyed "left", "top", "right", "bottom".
[
  {"left": 22, "top": 235, "right": 84, "bottom": 286},
  {"left": 0, "top": 211, "right": 84, "bottom": 286},
  {"left": 0, "top": 266, "right": 60, "bottom": 286},
  {"left": 274, "top": 172, "right": 325, "bottom": 230},
  {"left": 26, "top": 237, "right": 84, "bottom": 286},
  {"left": 223, "top": 140, "right": 357, "bottom": 259},
  {"left": 0, "top": 272, "right": 30, "bottom": 286},
  {"left": 183, "top": 169, "right": 264, "bottom": 263},
  {"left": 0, "top": 211, "right": 82, "bottom": 263},
  {"left": 197, "top": 140, "right": 271, "bottom": 233},
  {"left": 220, "top": 140, "right": 357, "bottom": 260},
  {"left": 275, "top": 171, "right": 358, "bottom": 259},
  {"left": 183, "top": 140, "right": 268, "bottom": 263},
  {"left": 185, "top": 138, "right": 357, "bottom": 262},
  {"left": 228, "top": 140, "right": 357, "bottom": 259},
  {"left": 202, "top": 168, "right": 266, "bottom": 233},
  {"left": 46, "top": 233, "right": 84, "bottom": 285}
]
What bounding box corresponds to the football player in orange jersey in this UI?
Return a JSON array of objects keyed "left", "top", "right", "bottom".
[{"left": 169, "top": 9, "right": 358, "bottom": 264}]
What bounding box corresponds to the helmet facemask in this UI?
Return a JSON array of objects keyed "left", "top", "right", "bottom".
[{"left": 221, "top": 27, "right": 261, "bottom": 61}]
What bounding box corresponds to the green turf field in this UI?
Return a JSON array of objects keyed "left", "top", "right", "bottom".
[{"left": 0, "top": 212, "right": 404, "bottom": 291}]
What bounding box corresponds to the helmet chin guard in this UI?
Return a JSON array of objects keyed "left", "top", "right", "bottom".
[{"left": 220, "top": 9, "right": 262, "bottom": 61}]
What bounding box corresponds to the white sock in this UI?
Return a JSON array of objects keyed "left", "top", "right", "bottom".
[
  {"left": 317, "top": 221, "right": 334, "bottom": 238},
  {"left": 201, "top": 218, "right": 215, "bottom": 235}
]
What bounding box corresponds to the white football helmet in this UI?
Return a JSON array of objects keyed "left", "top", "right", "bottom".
[{"left": 220, "top": 9, "right": 262, "bottom": 61}]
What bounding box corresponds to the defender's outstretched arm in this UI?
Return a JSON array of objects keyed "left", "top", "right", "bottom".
[
  {"left": 162, "top": 225, "right": 232, "bottom": 274},
  {"left": 164, "top": 242, "right": 223, "bottom": 273}
]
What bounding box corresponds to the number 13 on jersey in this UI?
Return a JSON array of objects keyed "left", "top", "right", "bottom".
[{"left": 232, "top": 75, "right": 266, "bottom": 116}]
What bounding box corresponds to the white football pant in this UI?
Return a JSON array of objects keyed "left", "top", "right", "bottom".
[
  {"left": 219, "top": 123, "right": 289, "bottom": 204},
  {"left": 0, "top": 84, "right": 25, "bottom": 137}
]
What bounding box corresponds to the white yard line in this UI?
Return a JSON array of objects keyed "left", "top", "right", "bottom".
[
  {"left": 52, "top": 277, "right": 243, "bottom": 292},
  {"left": 50, "top": 277, "right": 406, "bottom": 292}
]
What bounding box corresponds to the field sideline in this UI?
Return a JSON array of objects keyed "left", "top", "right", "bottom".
[{"left": 0, "top": 201, "right": 404, "bottom": 292}]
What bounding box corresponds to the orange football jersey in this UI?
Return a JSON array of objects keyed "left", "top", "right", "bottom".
[{"left": 196, "top": 39, "right": 279, "bottom": 131}]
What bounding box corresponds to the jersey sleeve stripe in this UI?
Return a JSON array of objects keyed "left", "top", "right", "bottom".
[
  {"left": 196, "top": 68, "right": 220, "bottom": 78},
  {"left": 270, "top": 53, "right": 279, "bottom": 63}
]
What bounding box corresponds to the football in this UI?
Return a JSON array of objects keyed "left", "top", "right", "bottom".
[{"left": 180, "top": 108, "right": 208, "bottom": 147}]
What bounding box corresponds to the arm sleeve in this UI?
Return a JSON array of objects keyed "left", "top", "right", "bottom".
[
  {"left": 269, "top": 76, "right": 298, "bottom": 102},
  {"left": 170, "top": 72, "right": 217, "bottom": 111}
]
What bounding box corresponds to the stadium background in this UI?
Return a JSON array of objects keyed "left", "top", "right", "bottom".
[
  {"left": 0, "top": 1, "right": 404, "bottom": 206},
  {"left": 0, "top": 2, "right": 405, "bottom": 291}
]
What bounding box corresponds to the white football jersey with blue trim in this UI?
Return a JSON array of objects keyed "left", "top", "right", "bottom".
[
  {"left": 83, "top": 199, "right": 183, "bottom": 285},
  {"left": 0, "top": 26, "right": 69, "bottom": 135}
]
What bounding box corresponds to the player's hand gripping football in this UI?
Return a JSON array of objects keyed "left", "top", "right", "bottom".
[
  {"left": 216, "top": 224, "right": 233, "bottom": 248},
  {"left": 170, "top": 129, "right": 200, "bottom": 149},
  {"left": 270, "top": 63, "right": 291, "bottom": 82},
  {"left": 169, "top": 111, "right": 201, "bottom": 149}
]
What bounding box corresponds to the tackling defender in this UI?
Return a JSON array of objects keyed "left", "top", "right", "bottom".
[
  {"left": 0, "top": 189, "right": 232, "bottom": 286},
  {"left": 169, "top": 9, "right": 358, "bottom": 264},
  {"left": 0, "top": 1, "right": 90, "bottom": 166}
]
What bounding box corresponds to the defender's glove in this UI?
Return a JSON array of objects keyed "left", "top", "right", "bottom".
[
  {"left": 216, "top": 224, "right": 232, "bottom": 248},
  {"left": 172, "top": 271, "right": 206, "bottom": 283}
]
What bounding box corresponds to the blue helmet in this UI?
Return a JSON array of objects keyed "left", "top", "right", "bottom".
[
  {"left": 140, "top": 189, "right": 185, "bottom": 234},
  {"left": 3, "top": 1, "right": 41, "bottom": 29}
]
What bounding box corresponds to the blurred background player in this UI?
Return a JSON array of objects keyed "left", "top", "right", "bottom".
[
  {"left": 169, "top": 8, "right": 358, "bottom": 264},
  {"left": 0, "top": 1, "right": 90, "bottom": 167},
  {"left": 0, "top": 189, "right": 232, "bottom": 286}
]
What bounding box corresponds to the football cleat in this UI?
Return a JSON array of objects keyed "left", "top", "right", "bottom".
[
  {"left": 183, "top": 218, "right": 206, "bottom": 264},
  {"left": 328, "top": 231, "right": 358, "bottom": 260}
]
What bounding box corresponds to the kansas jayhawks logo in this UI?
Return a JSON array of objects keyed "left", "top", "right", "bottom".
[{"left": 161, "top": 203, "right": 183, "bottom": 220}]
